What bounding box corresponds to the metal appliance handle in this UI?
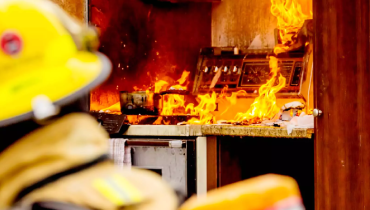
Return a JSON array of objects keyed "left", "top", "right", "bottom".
[{"left": 125, "top": 140, "right": 185, "bottom": 148}]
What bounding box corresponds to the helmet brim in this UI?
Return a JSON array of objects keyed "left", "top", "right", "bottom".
[{"left": 0, "top": 51, "right": 111, "bottom": 127}]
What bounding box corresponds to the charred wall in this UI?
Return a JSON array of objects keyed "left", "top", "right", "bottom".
[
  {"left": 211, "top": 0, "right": 312, "bottom": 48},
  {"left": 211, "top": 0, "right": 276, "bottom": 48},
  {"left": 89, "top": 0, "right": 212, "bottom": 110}
]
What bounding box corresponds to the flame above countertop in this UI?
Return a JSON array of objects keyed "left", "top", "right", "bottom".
[
  {"left": 92, "top": 0, "right": 312, "bottom": 125},
  {"left": 271, "top": 0, "right": 313, "bottom": 54},
  {"left": 232, "top": 57, "right": 286, "bottom": 124}
]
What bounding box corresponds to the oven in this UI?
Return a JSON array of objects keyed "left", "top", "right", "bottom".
[{"left": 125, "top": 139, "right": 196, "bottom": 197}]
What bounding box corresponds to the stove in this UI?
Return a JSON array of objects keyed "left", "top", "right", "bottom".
[{"left": 192, "top": 47, "right": 308, "bottom": 99}]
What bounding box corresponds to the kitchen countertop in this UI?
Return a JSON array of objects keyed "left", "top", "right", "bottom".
[
  {"left": 122, "top": 125, "right": 203, "bottom": 137},
  {"left": 201, "top": 125, "right": 314, "bottom": 139},
  {"left": 122, "top": 125, "right": 314, "bottom": 139}
]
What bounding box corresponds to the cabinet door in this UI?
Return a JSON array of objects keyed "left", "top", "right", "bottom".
[{"left": 314, "top": 0, "right": 370, "bottom": 209}]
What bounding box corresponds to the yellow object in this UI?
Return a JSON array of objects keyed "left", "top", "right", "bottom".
[
  {"left": 0, "top": 0, "right": 111, "bottom": 126},
  {"left": 180, "top": 174, "right": 304, "bottom": 210},
  {"left": 0, "top": 113, "right": 178, "bottom": 210},
  {"left": 93, "top": 174, "right": 144, "bottom": 206}
]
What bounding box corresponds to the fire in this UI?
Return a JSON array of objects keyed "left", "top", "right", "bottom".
[
  {"left": 233, "top": 57, "right": 286, "bottom": 124},
  {"left": 271, "top": 0, "right": 312, "bottom": 54},
  {"left": 186, "top": 92, "right": 217, "bottom": 124},
  {"left": 160, "top": 71, "right": 190, "bottom": 115},
  {"left": 155, "top": 80, "right": 169, "bottom": 93},
  {"left": 92, "top": 1, "right": 312, "bottom": 125},
  {"left": 169, "top": 70, "right": 190, "bottom": 91},
  {"left": 99, "top": 102, "right": 121, "bottom": 114},
  {"left": 146, "top": 89, "right": 154, "bottom": 108},
  {"left": 177, "top": 71, "right": 190, "bottom": 86},
  {"left": 218, "top": 86, "right": 248, "bottom": 116},
  {"left": 184, "top": 86, "right": 247, "bottom": 124},
  {"left": 161, "top": 94, "right": 186, "bottom": 115},
  {"left": 224, "top": 0, "right": 311, "bottom": 125}
]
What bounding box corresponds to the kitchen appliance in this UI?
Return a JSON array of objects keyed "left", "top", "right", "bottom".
[
  {"left": 119, "top": 89, "right": 200, "bottom": 125},
  {"left": 192, "top": 48, "right": 309, "bottom": 100},
  {"left": 125, "top": 138, "right": 196, "bottom": 198},
  {"left": 90, "top": 112, "right": 128, "bottom": 134},
  {"left": 120, "top": 91, "right": 161, "bottom": 115}
]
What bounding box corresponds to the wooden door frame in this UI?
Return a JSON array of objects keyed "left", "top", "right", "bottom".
[{"left": 313, "top": 0, "right": 370, "bottom": 209}]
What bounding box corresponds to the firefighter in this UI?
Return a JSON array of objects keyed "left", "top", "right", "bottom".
[{"left": 0, "top": 0, "right": 178, "bottom": 209}]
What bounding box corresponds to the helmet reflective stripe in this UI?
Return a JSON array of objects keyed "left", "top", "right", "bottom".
[
  {"left": 112, "top": 174, "right": 143, "bottom": 203},
  {"left": 93, "top": 174, "right": 143, "bottom": 206}
]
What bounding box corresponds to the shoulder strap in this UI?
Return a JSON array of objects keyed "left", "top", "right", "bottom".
[
  {"left": 14, "top": 155, "right": 109, "bottom": 204},
  {"left": 31, "top": 201, "right": 90, "bottom": 210},
  {"left": 7, "top": 201, "right": 89, "bottom": 210}
]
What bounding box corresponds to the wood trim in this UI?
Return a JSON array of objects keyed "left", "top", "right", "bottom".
[
  {"left": 158, "top": 0, "right": 220, "bottom": 2},
  {"left": 218, "top": 138, "right": 242, "bottom": 187},
  {"left": 206, "top": 136, "right": 218, "bottom": 191},
  {"left": 314, "top": 0, "right": 370, "bottom": 208},
  {"left": 196, "top": 137, "right": 208, "bottom": 196}
]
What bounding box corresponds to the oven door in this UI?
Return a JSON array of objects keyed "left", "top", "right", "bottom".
[{"left": 126, "top": 139, "right": 196, "bottom": 198}]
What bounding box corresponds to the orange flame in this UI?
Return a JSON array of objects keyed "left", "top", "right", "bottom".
[
  {"left": 161, "top": 94, "right": 186, "bottom": 115},
  {"left": 177, "top": 71, "right": 190, "bottom": 85},
  {"left": 92, "top": 1, "right": 312, "bottom": 125},
  {"left": 186, "top": 92, "right": 217, "bottom": 124},
  {"left": 218, "top": 86, "right": 248, "bottom": 116},
  {"left": 223, "top": 0, "right": 310, "bottom": 125},
  {"left": 233, "top": 57, "right": 286, "bottom": 124},
  {"left": 99, "top": 102, "right": 121, "bottom": 114},
  {"left": 154, "top": 80, "right": 169, "bottom": 93},
  {"left": 185, "top": 0, "right": 311, "bottom": 125},
  {"left": 271, "top": 0, "right": 312, "bottom": 54},
  {"left": 160, "top": 71, "right": 190, "bottom": 115}
]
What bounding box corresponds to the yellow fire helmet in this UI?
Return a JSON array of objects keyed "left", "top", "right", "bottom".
[{"left": 0, "top": 0, "right": 111, "bottom": 127}]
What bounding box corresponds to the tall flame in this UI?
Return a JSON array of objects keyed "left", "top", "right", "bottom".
[
  {"left": 186, "top": 92, "right": 217, "bottom": 124},
  {"left": 161, "top": 94, "right": 186, "bottom": 115},
  {"left": 160, "top": 71, "right": 190, "bottom": 115},
  {"left": 271, "top": 0, "right": 312, "bottom": 54},
  {"left": 234, "top": 57, "right": 286, "bottom": 124},
  {"left": 218, "top": 86, "right": 248, "bottom": 116},
  {"left": 94, "top": 0, "right": 311, "bottom": 125},
  {"left": 177, "top": 71, "right": 190, "bottom": 85},
  {"left": 224, "top": 0, "right": 311, "bottom": 125},
  {"left": 155, "top": 80, "right": 169, "bottom": 93}
]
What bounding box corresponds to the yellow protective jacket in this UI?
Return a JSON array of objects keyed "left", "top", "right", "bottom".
[{"left": 0, "top": 113, "right": 178, "bottom": 210}]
